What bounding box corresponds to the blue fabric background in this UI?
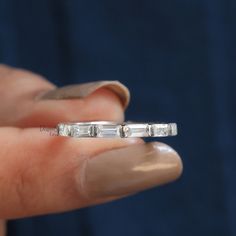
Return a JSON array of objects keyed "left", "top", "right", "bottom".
[{"left": 0, "top": 0, "right": 235, "bottom": 235}]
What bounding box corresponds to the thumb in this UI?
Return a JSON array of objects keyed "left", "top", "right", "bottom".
[{"left": 0, "top": 127, "right": 182, "bottom": 219}]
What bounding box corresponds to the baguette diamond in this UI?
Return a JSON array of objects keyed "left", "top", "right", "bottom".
[
  {"left": 122, "top": 123, "right": 149, "bottom": 138},
  {"left": 57, "top": 123, "right": 71, "bottom": 136},
  {"left": 96, "top": 124, "right": 121, "bottom": 138},
  {"left": 70, "top": 125, "right": 92, "bottom": 137}
]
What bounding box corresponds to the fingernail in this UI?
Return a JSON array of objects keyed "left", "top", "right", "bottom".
[
  {"left": 80, "top": 142, "right": 183, "bottom": 199},
  {"left": 40, "top": 81, "right": 130, "bottom": 109}
]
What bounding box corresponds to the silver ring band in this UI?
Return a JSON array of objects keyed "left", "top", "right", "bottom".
[{"left": 57, "top": 121, "right": 177, "bottom": 138}]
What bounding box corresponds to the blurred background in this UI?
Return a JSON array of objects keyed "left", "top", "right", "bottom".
[{"left": 1, "top": 0, "right": 235, "bottom": 235}]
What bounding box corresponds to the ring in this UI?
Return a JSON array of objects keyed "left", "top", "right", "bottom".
[{"left": 57, "top": 121, "right": 178, "bottom": 138}]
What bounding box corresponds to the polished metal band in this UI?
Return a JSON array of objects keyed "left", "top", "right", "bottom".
[{"left": 57, "top": 121, "right": 177, "bottom": 138}]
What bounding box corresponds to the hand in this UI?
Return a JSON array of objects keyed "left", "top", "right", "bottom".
[{"left": 0, "top": 65, "right": 182, "bottom": 221}]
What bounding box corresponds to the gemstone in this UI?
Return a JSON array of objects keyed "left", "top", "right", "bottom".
[
  {"left": 96, "top": 124, "right": 121, "bottom": 137},
  {"left": 57, "top": 124, "right": 71, "bottom": 136},
  {"left": 150, "top": 124, "right": 169, "bottom": 137},
  {"left": 70, "top": 125, "right": 92, "bottom": 137},
  {"left": 169, "top": 123, "right": 178, "bottom": 136},
  {"left": 123, "top": 124, "right": 149, "bottom": 137}
]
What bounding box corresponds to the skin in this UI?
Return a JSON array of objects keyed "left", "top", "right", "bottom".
[{"left": 0, "top": 65, "right": 182, "bottom": 235}]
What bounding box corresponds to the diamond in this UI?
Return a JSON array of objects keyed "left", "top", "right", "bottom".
[
  {"left": 70, "top": 125, "right": 92, "bottom": 137},
  {"left": 150, "top": 124, "right": 169, "bottom": 137},
  {"left": 123, "top": 124, "right": 149, "bottom": 137},
  {"left": 96, "top": 124, "right": 121, "bottom": 138},
  {"left": 169, "top": 123, "right": 177, "bottom": 136},
  {"left": 57, "top": 124, "right": 71, "bottom": 136}
]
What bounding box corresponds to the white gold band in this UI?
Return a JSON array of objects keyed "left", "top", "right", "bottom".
[{"left": 57, "top": 121, "right": 177, "bottom": 138}]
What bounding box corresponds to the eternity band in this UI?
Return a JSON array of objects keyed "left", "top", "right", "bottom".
[{"left": 57, "top": 121, "right": 177, "bottom": 138}]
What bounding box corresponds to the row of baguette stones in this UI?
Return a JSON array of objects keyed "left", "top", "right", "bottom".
[{"left": 57, "top": 123, "right": 177, "bottom": 138}]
